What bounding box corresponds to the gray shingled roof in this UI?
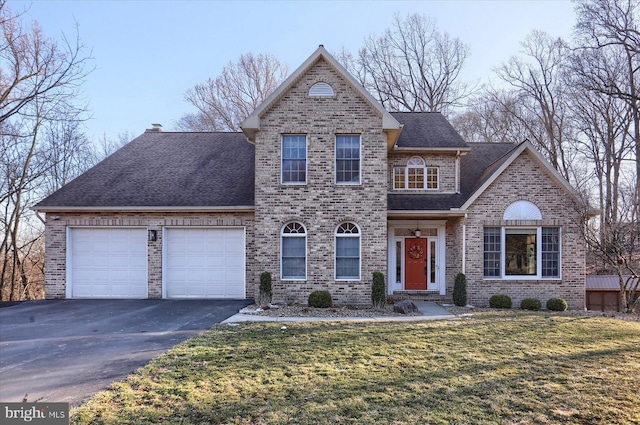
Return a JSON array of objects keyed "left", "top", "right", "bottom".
[
  {"left": 35, "top": 131, "right": 255, "bottom": 208},
  {"left": 36, "top": 116, "right": 518, "bottom": 212},
  {"left": 391, "top": 112, "right": 469, "bottom": 149},
  {"left": 388, "top": 142, "right": 518, "bottom": 211}
]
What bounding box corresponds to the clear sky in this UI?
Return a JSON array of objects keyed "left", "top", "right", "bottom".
[{"left": 10, "top": 0, "right": 576, "bottom": 142}]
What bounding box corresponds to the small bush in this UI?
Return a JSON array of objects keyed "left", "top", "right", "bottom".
[
  {"left": 259, "top": 272, "right": 272, "bottom": 304},
  {"left": 546, "top": 297, "right": 568, "bottom": 312},
  {"left": 489, "top": 294, "right": 512, "bottom": 309},
  {"left": 308, "top": 290, "right": 333, "bottom": 308},
  {"left": 371, "top": 272, "right": 386, "bottom": 308},
  {"left": 453, "top": 273, "right": 467, "bottom": 307},
  {"left": 520, "top": 298, "right": 541, "bottom": 311}
]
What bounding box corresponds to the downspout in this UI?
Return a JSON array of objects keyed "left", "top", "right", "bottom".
[
  {"left": 455, "top": 150, "right": 461, "bottom": 194},
  {"left": 462, "top": 213, "right": 467, "bottom": 275},
  {"left": 34, "top": 209, "right": 46, "bottom": 225}
]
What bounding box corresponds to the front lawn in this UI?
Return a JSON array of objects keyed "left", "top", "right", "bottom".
[{"left": 72, "top": 312, "right": 640, "bottom": 424}]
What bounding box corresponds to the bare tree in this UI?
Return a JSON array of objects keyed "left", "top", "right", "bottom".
[
  {"left": 495, "top": 30, "right": 575, "bottom": 180},
  {"left": 567, "top": 45, "right": 635, "bottom": 240},
  {"left": 343, "top": 13, "right": 472, "bottom": 115},
  {"left": 0, "top": 1, "right": 91, "bottom": 301},
  {"left": 575, "top": 0, "right": 640, "bottom": 218},
  {"left": 582, "top": 210, "right": 640, "bottom": 313},
  {"left": 177, "top": 52, "right": 289, "bottom": 132},
  {"left": 451, "top": 88, "right": 527, "bottom": 144}
]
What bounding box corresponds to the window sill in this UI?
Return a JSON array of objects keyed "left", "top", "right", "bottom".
[{"left": 483, "top": 277, "right": 562, "bottom": 281}]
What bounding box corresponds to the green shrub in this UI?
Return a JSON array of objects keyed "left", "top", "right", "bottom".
[
  {"left": 546, "top": 297, "right": 568, "bottom": 312},
  {"left": 453, "top": 273, "right": 467, "bottom": 307},
  {"left": 308, "top": 290, "right": 333, "bottom": 308},
  {"left": 520, "top": 298, "right": 541, "bottom": 311},
  {"left": 371, "top": 272, "right": 386, "bottom": 308},
  {"left": 489, "top": 294, "right": 512, "bottom": 309},
  {"left": 259, "top": 272, "right": 272, "bottom": 304}
]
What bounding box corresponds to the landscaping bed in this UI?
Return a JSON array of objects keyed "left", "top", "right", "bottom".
[{"left": 239, "top": 303, "right": 420, "bottom": 317}]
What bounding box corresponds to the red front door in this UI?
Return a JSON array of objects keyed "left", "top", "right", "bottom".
[{"left": 405, "top": 238, "right": 427, "bottom": 290}]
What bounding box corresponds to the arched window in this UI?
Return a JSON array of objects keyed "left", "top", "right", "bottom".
[
  {"left": 393, "top": 156, "right": 439, "bottom": 190},
  {"left": 335, "top": 222, "right": 360, "bottom": 280},
  {"left": 281, "top": 222, "right": 306, "bottom": 280},
  {"left": 503, "top": 201, "right": 543, "bottom": 220},
  {"left": 483, "top": 201, "right": 560, "bottom": 279},
  {"left": 309, "top": 82, "right": 335, "bottom": 97}
]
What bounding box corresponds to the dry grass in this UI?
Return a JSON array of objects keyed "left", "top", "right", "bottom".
[{"left": 72, "top": 312, "right": 640, "bottom": 424}]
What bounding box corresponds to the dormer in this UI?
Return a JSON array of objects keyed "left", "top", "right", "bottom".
[{"left": 388, "top": 112, "right": 470, "bottom": 194}]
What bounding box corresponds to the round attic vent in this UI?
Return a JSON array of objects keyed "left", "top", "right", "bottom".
[{"left": 503, "top": 201, "right": 542, "bottom": 220}]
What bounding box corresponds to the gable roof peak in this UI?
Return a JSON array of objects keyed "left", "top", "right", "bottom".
[{"left": 240, "top": 45, "right": 402, "bottom": 147}]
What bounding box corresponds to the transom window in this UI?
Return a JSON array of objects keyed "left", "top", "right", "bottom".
[
  {"left": 282, "top": 135, "right": 306, "bottom": 184},
  {"left": 336, "top": 135, "right": 361, "bottom": 184},
  {"left": 335, "top": 222, "right": 360, "bottom": 280},
  {"left": 281, "top": 222, "right": 306, "bottom": 280},
  {"left": 483, "top": 227, "right": 561, "bottom": 279},
  {"left": 393, "top": 156, "right": 438, "bottom": 190}
]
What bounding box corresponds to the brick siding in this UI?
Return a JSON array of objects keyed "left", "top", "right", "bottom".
[
  {"left": 44, "top": 212, "right": 254, "bottom": 299},
  {"left": 253, "top": 58, "right": 388, "bottom": 305},
  {"left": 461, "top": 151, "right": 585, "bottom": 309}
]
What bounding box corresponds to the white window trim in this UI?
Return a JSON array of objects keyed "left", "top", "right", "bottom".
[
  {"left": 393, "top": 157, "right": 439, "bottom": 191},
  {"left": 281, "top": 135, "right": 307, "bottom": 185},
  {"left": 280, "top": 222, "right": 307, "bottom": 281},
  {"left": 484, "top": 226, "right": 562, "bottom": 280},
  {"left": 335, "top": 222, "right": 361, "bottom": 281},
  {"left": 335, "top": 134, "right": 361, "bottom": 185}
]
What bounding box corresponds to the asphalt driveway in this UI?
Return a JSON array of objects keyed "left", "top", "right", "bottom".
[{"left": 0, "top": 299, "right": 251, "bottom": 407}]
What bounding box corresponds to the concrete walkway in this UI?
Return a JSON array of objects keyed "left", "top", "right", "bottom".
[{"left": 222, "top": 301, "right": 454, "bottom": 323}]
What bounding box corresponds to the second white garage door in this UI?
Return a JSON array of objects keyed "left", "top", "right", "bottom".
[{"left": 164, "top": 228, "right": 245, "bottom": 299}]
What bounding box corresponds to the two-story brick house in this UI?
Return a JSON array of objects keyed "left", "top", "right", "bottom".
[{"left": 34, "top": 46, "right": 586, "bottom": 308}]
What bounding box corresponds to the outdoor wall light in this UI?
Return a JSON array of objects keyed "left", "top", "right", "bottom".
[
  {"left": 148, "top": 230, "right": 157, "bottom": 242},
  {"left": 414, "top": 220, "right": 421, "bottom": 238}
]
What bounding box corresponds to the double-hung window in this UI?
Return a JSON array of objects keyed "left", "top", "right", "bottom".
[
  {"left": 336, "top": 135, "right": 361, "bottom": 184},
  {"left": 335, "top": 222, "right": 360, "bottom": 280},
  {"left": 393, "top": 156, "right": 438, "bottom": 190},
  {"left": 483, "top": 227, "right": 561, "bottom": 279},
  {"left": 281, "top": 222, "right": 306, "bottom": 280},
  {"left": 282, "top": 135, "right": 306, "bottom": 184}
]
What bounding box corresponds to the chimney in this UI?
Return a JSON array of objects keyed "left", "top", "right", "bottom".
[{"left": 146, "top": 123, "right": 163, "bottom": 133}]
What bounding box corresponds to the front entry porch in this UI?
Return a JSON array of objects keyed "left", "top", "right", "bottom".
[{"left": 388, "top": 220, "right": 447, "bottom": 296}]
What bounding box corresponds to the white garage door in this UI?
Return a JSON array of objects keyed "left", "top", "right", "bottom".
[
  {"left": 164, "top": 228, "right": 245, "bottom": 299},
  {"left": 68, "top": 228, "right": 148, "bottom": 298}
]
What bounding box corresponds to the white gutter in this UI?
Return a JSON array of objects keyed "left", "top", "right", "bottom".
[
  {"left": 387, "top": 209, "right": 467, "bottom": 218},
  {"left": 392, "top": 147, "right": 471, "bottom": 153}
]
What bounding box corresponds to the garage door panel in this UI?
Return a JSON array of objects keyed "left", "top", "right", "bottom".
[
  {"left": 69, "top": 228, "right": 148, "bottom": 299},
  {"left": 165, "top": 228, "right": 245, "bottom": 299}
]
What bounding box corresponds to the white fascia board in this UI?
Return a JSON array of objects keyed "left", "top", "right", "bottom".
[
  {"left": 387, "top": 210, "right": 467, "bottom": 218},
  {"left": 32, "top": 206, "right": 256, "bottom": 213},
  {"left": 392, "top": 147, "right": 471, "bottom": 153}
]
